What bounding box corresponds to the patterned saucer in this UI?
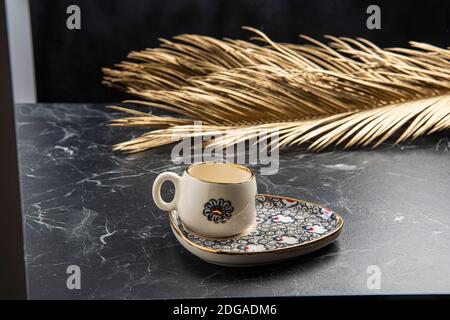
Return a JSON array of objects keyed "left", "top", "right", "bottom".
[{"left": 169, "top": 194, "right": 344, "bottom": 266}]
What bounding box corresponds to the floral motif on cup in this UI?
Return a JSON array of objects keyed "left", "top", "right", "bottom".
[
  {"left": 177, "top": 195, "right": 342, "bottom": 253},
  {"left": 202, "top": 198, "right": 234, "bottom": 223}
]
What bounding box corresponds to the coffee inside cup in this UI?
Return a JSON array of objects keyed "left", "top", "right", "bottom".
[{"left": 187, "top": 163, "right": 253, "bottom": 184}]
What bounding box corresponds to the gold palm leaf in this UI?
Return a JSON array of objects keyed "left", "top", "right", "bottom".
[{"left": 102, "top": 27, "right": 450, "bottom": 153}]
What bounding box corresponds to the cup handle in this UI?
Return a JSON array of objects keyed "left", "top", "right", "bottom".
[{"left": 152, "top": 172, "right": 181, "bottom": 212}]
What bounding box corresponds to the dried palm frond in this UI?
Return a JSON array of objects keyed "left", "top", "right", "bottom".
[{"left": 102, "top": 27, "right": 450, "bottom": 153}]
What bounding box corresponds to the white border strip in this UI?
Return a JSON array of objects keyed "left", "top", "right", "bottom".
[{"left": 5, "top": 0, "right": 36, "bottom": 103}]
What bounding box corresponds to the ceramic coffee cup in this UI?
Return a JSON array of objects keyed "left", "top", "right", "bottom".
[{"left": 152, "top": 162, "right": 257, "bottom": 238}]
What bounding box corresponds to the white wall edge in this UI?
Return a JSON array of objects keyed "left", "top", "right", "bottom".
[{"left": 5, "top": 0, "right": 36, "bottom": 103}]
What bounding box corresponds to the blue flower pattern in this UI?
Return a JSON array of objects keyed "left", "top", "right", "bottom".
[{"left": 177, "top": 195, "right": 342, "bottom": 253}]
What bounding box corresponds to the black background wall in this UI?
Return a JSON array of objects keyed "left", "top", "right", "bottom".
[{"left": 29, "top": 0, "right": 450, "bottom": 103}]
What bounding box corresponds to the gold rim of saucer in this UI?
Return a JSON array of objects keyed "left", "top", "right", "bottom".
[{"left": 168, "top": 194, "right": 345, "bottom": 256}]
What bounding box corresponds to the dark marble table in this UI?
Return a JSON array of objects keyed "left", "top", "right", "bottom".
[{"left": 16, "top": 103, "right": 450, "bottom": 299}]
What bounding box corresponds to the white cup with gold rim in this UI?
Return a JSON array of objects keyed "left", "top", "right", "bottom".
[{"left": 152, "top": 162, "right": 257, "bottom": 239}]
